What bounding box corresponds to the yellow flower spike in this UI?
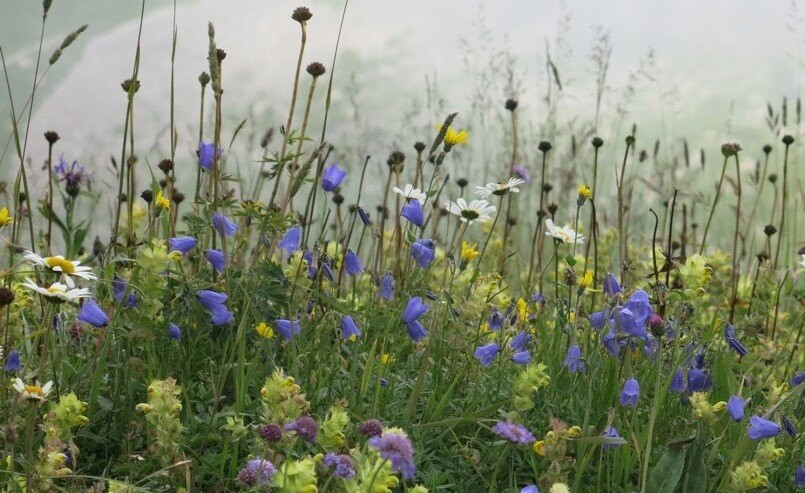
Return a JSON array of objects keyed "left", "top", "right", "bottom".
[
  {"left": 256, "top": 322, "right": 274, "bottom": 339},
  {"left": 579, "top": 270, "right": 593, "bottom": 288},
  {"left": 577, "top": 184, "right": 592, "bottom": 199},
  {"left": 516, "top": 298, "right": 528, "bottom": 323},
  {"left": 568, "top": 311, "right": 576, "bottom": 323},
  {"left": 155, "top": 190, "right": 171, "bottom": 210},
  {"left": 0, "top": 207, "right": 13, "bottom": 227},
  {"left": 460, "top": 241, "right": 480, "bottom": 263},
  {"left": 532, "top": 440, "right": 546, "bottom": 456}
]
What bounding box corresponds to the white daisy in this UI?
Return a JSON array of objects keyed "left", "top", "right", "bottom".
[
  {"left": 475, "top": 177, "right": 525, "bottom": 198},
  {"left": 12, "top": 377, "right": 54, "bottom": 402},
  {"left": 444, "top": 198, "right": 496, "bottom": 224},
  {"left": 392, "top": 184, "right": 427, "bottom": 204},
  {"left": 23, "top": 251, "right": 97, "bottom": 288},
  {"left": 21, "top": 278, "right": 91, "bottom": 302},
  {"left": 799, "top": 254, "right": 805, "bottom": 269},
  {"left": 545, "top": 218, "right": 584, "bottom": 244}
]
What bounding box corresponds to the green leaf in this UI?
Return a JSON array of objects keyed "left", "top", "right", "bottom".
[
  {"left": 565, "top": 254, "right": 576, "bottom": 266},
  {"left": 646, "top": 446, "right": 686, "bottom": 493}
]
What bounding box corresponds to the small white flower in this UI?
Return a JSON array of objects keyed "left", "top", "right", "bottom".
[
  {"left": 444, "top": 198, "right": 496, "bottom": 224},
  {"left": 392, "top": 184, "right": 427, "bottom": 204},
  {"left": 23, "top": 251, "right": 96, "bottom": 288},
  {"left": 799, "top": 254, "right": 805, "bottom": 269},
  {"left": 21, "top": 278, "right": 91, "bottom": 302},
  {"left": 475, "top": 177, "right": 525, "bottom": 198},
  {"left": 545, "top": 218, "right": 584, "bottom": 244},
  {"left": 12, "top": 377, "right": 54, "bottom": 402}
]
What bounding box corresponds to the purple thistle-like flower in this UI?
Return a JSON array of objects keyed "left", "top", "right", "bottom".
[
  {"left": 258, "top": 423, "right": 283, "bottom": 442},
  {"left": 276, "top": 319, "right": 302, "bottom": 340},
  {"left": 198, "top": 141, "right": 222, "bottom": 170},
  {"left": 492, "top": 420, "right": 535, "bottom": 445},
  {"left": 77, "top": 299, "right": 109, "bottom": 328},
  {"left": 323, "top": 453, "right": 356, "bottom": 479},
  {"left": 512, "top": 350, "right": 531, "bottom": 365},
  {"left": 411, "top": 238, "right": 436, "bottom": 268},
  {"left": 687, "top": 368, "right": 713, "bottom": 392},
  {"left": 359, "top": 419, "right": 383, "bottom": 437},
  {"left": 474, "top": 343, "right": 499, "bottom": 367},
  {"left": 168, "top": 323, "right": 182, "bottom": 341},
  {"left": 564, "top": 344, "right": 584, "bottom": 373},
  {"left": 4, "top": 350, "right": 20, "bottom": 372},
  {"left": 379, "top": 273, "right": 395, "bottom": 300},
  {"left": 602, "top": 426, "right": 622, "bottom": 450},
  {"left": 197, "top": 290, "right": 234, "bottom": 326},
  {"left": 723, "top": 325, "right": 749, "bottom": 356},
  {"left": 212, "top": 212, "right": 238, "bottom": 238},
  {"left": 603, "top": 274, "right": 622, "bottom": 297},
  {"left": 669, "top": 367, "right": 686, "bottom": 394},
  {"left": 340, "top": 315, "right": 362, "bottom": 340},
  {"left": 284, "top": 416, "right": 318, "bottom": 443},
  {"left": 368, "top": 432, "right": 416, "bottom": 479},
  {"left": 54, "top": 156, "right": 89, "bottom": 191},
  {"left": 509, "top": 331, "right": 530, "bottom": 351},
  {"left": 747, "top": 416, "right": 780, "bottom": 439},
  {"left": 512, "top": 165, "right": 531, "bottom": 184},
  {"left": 322, "top": 164, "right": 347, "bottom": 191},
  {"left": 112, "top": 276, "right": 138, "bottom": 307},
  {"left": 278, "top": 226, "right": 302, "bottom": 254},
  {"left": 344, "top": 250, "right": 363, "bottom": 275},
  {"left": 620, "top": 378, "right": 640, "bottom": 406},
  {"left": 727, "top": 396, "right": 745, "bottom": 421},
  {"left": 167, "top": 236, "right": 196, "bottom": 254},
  {"left": 237, "top": 457, "right": 276, "bottom": 486},
  {"left": 401, "top": 199, "right": 424, "bottom": 227},
  {"left": 205, "top": 249, "right": 226, "bottom": 273}
]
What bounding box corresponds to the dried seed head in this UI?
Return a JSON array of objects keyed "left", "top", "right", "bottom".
[
  {"left": 199, "top": 72, "right": 211, "bottom": 86},
  {"left": 121, "top": 78, "right": 140, "bottom": 93},
  {"left": 413, "top": 142, "right": 426, "bottom": 153},
  {"left": 542, "top": 183, "right": 553, "bottom": 193},
  {"left": 292, "top": 6, "right": 313, "bottom": 22},
  {"left": 93, "top": 236, "right": 104, "bottom": 256},
  {"left": 158, "top": 159, "right": 174, "bottom": 173},
  {"left": 140, "top": 190, "right": 153, "bottom": 203},
  {"left": 720, "top": 142, "right": 741, "bottom": 157},
  {"left": 504, "top": 99, "right": 518, "bottom": 111},
  {"left": 591, "top": 136, "right": 604, "bottom": 148},
  {"left": 625, "top": 135, "right": 636, "bottom": 146},
  {"left": 388, "top": 151, "right": 405, "bottom": 166},
  {"left": 44, "top": 131, "right": 60, "bottom": 145},
  {"left": 547, "top": 203, "right": 558, "bottom": 215},
  {"left": 768, "top": 173, "right": 778, "bottom": 184},
  {"left": 564, "top": 267, "right": 578, "bottom": 286},
  {"left": 757, "top": 252, "right": 769, "bottom": 263},
  {"left": 216, "top": 49, "right": 227, "bottom": 62},
  {"left": 456, "top": 178, "right": 468, "bottom": 188},
  {"left": 538, "top": 141, "right": 552, "bottom": 153},
  {"left": 763, "top": 224, "right": 777, "bottom": 236},
  {"left": 782, "top": 134, "right": 795, "bottom": 145},
  {"left": 306, "top": 61, "right": 325, "bottom": 77},
  {"left": 332, "top": 193, "right": 344, "bottom": 205},
  {"left": 172, "top": 190, "right": 185, "bottom": 204},
  {"left": 0, "top": 287, "right": 15, "bottom": 308},
  {"left": 762, "top": 144, "right": 772, "bottom": 154}
]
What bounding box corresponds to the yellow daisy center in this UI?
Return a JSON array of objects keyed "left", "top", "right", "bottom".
[
  {"left": 46, "top": 285, "right": 67, "bottom": 295},
  {"left": 24, "top": 385, "right": 44, "bottom": 396},
  {"left": 44, "top": 256, "right": 76, "bottom": 274}
]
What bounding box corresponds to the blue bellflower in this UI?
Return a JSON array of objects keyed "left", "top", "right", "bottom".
[
  {"left": 782, "top": 416, "right": 797, "bottom": 436},
  {"left": 198, "top": 141, "right": 222, "bottom": 170},
  {"left": 340, "top": 315, "right": 362, "bottom": 340},
  {"left": 620, "top": 378, "right": 640, "bottom": 406},
  {"left": 4, "top": 350, "right": 20, "bottom": 372},
  {"left": 474, "top": 343, "right": 499, "bottom": 366},
  {"left": 520, "top": 486, "right": 539, "bottom": 493},
  {"left": 197, "top": 290, "right": 234, "bottom": 325},
  {"left": 512, "top": 350, "right": 531, "bottom": 365},
  {"left": 276, "top": 319, "right": 302, "bottom": 340},
  {"left": 303, "top": 250, "right": 317, "bottom": 278},
  {"left": 77, "top": 299, "right": 109, "bottom": 328},
  {"left": 278, "top": 226, "right": 302, "bottom": 254},
  {"left": 344, "top": 250, "right": 363, "bottom": 275},
  {"left": 687, "top": 368, "right": 713, "bottom": 392},
  {"left": 400, "top": 199, "right": 424, "bottom": 227},
  {"left": 168, "top": 236, "right": 197, "bottom": 254},
  {"left": 669, "top": 367, "right": 686, "bottom": 393},
  {"left": 509, "top": 331, "right": 531, "bottom": 351},
  {"left": 411, "top": 238, "right": 436, "bottom": 268},
  {"left": 205, "top": 249, "right": 226, "bottom": 272},
  {"left": 564, "top": 344, "right": 585, "bottom": 373},
  {"left": 603, "top": 274, "right": 622, "bottom": 297},
  {"left": 379, "top": 273, "right": 395, "bottom": 299},
  {"left": 402, "top": 296, "right": 429, "bottom": 342},
  {"left": 168, "top": 323, "right": 182, "bottom": 341},
  {"left": 727, "top": 396, "right": 745, "bottom": 421},
  {"left": 321, "top": 164, "right": 346, "bottom": 191},
  {"left": 724, "top": 324, "right": 748, "bottom": 356},
  {"left": 213, "top": 212, "right": 238, "bottom": 238},
  {"left": 112, "top": 276, "right": 138, "bottom": 307},
  {"left": 602, "top": 426, "right": 622, "bottom": 450},
  {"left": 357, "top": 206, "right": 372, "bottom": 225},
  {"left": 747, "top": 416, "right": 780, "bottom": 439}
]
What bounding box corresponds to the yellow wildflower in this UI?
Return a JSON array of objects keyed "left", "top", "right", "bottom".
[
  {"left": 689, "top": 392, "right": 726, "bottom": 425},
  {"left": 0, "top": 207, "right": 13, "bottom": 227},
  {"left": 155, "top": 190, "right": 171, "bottom": 210},
  {"left": 579, "top": 270, "right": 593, "bottom": 288},
  {"left": 439, "top": 124, "right": 469, "bottom": 147},
  {"left": 256, "top": 322, "right": 274, "bottom": 339},
  {"left": 380, "top": 353, "right": 394, "bottom": 365},
  {"left": 549, "top": 484, "right": 570, "bottom": 493},
  {"left": 516, "top": 298, "right": 528, "bottom": 323},
  {"left": 460, "top": 241, "right": 480, "bottom": 264},
  {"left": 729, "top": 461, "right": 768, "bottom": 490},
  {"left": 577, "top": 184, "right": 592, "bottom": 199}
]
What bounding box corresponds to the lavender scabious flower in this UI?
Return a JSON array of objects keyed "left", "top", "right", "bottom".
[
  {"left": 340, "top": 315, "right": 362, "bottom": 340},
  {"left": 512, "top": 165, "right": 531, "bottom": 184},
  {"left": 727, "top": 396, "right": 745, "bottom": 421},
  {"left": 359, "top": 419, "right": 383, "bottom": 437},
  {"left": 602, "top": 426, "right": 622, "bottom": 450},
  {"left": 276, "top": 319, "right": 302, "bottom": 340},
  {"left": 212, "top": 212, "right": 238, "bottom": 238},
  {"left": 168, "top": 323, "right": 182, "bottom": 341},
  {"left": 344, "top": 250, "right": 363, "bottom": 275},
  {"left": 205, "top": 249, "right": 226, "bottom": 273},
  {"left": 77, "top": 299, "right": 109, "bottom": 328},
  {"left": 747, "top": 416, "right": 780, "bottom": 439},
  {"left": 512, "top": 350, "right": 531, "bottom": 365},
  {"left": 564, "top": 345, "right": 584, "bottom": 373},
  {"left": 509, "top": 331, "right": 531, "bottom": 351},
  {"left": 411, "top": 238, "right": 436, "bottom": 268},
  {"left": 258, "top": 423, "right": 283, "bottom": 442},
  {"left": 474, "top": 343, "right": 499, "bottom": 367},
  {"left": 620, "top": 378, "right": 640, "bottom": 406},
  {"left": 112, "top": 276, "right": 138, "bottom": 307},
  {"left": 323, "top": 453, "right": 356, "bottom": 479},
  {"left": 4, "top": 350, "right": 20, "bottom": 372},
  {"left": 284, "top": 416, "right": 318, "bottom": 443},
  {"left": 278, "top": 226, "right": 301, "bottom": 254},
  {"left": 379, "top": 273, "right": 395, "bottom": 299},
  {"left": 321, "top": 164, "right": 347, "bottom": 191},
  {"left": 197, "top": 290, "right": 234, "bottom": 326},
  {"left": 603, "top": 274, "right": 622, "bottom": 297},
  {"left": 237, "top": 457, "right": 276, "bottom": 486},
  {"left": 401, "top": 199, "right": 424, "bottom": 227},
  {"left": 492, "top": 420, "right": 535, "bottom": 445},
  {"left": 669, "top": 367, "right": 686, "bottom": 394},
  {"left": 198, "top": 141, "right": 222, "bottom": 170},
  {"left": 368, "top": 432, "right": 416, "bottom": 479},
  {"left": 402, "top": 296, "right": 429, "bottom": 342},
  {"left": 167, "top": 236, "right": 196, "bottom": 254},
  {"left": 723, "top": 324, "right": 748, "bottom": 356}
]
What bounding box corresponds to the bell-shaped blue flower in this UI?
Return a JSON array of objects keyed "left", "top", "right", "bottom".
[
  {"left": 402, "top": 296, "right": 429, "bottom": 324},
  {"left": 344, "top": 250, "right": 363, "bottom": 275},
  {"left": 405, "top": 320, "right": 428, "bottom": 342},
  {"left": 340, "top": 315, "right": 362, "bottom": 340},
  {"left": 276, "top": 319, "right": 302, "bottom": 340},
  {"left": 321, "top": 164, "right": 346, "bottom": 191},
  {"left": 168, "top": 236, "right": 197, "bottom": 254},
  {"left": 602, "top": 426, "right": 622, "bottom": 450},
  {"left": 77, "top": 299, "right": 109, "bottom": 328},
  {"left": 687, "top": 368, "right": 713, "bottom": 392},
  {"left": 512, "top": 350, "right": 531, "bottom": 365},
  {"left": 205, "top": 249, "right": 226, "bottom": 273},
  {"left": 198, "top": 141, "right": 222, "bottom": 170},
  {"left": 411, "top": 238, "right": 435, "bottom": 268},
  {"left": 474, "top": 343, "right": 499, "bottom": 367},
  {"left": 401, "top": 199, "right": 424, "bottom": 227},
  {"left": 357, "top": 206, "right": 372, "bottom": 225},
  {"left": 4, "top": 350, "right": 20, "bottom": 372},
  {"left": 379, "top": 273, "right": 394, "bottom": 299},
  {"left": 727, "top": 396, "right": 745, "bottom": 421},
  {"left": 564, "top": 345, "right": 584, "bottom": 373},
  {"left": 213, "top": 212, "right": 238, "bottom": 238},
  {"left": 279, "top": 226, "right": 302, "bottom": 254},
  {"left": 620, "top": 378, "right": 640, "bottom": 406},
  {"left": 509, "top": 331, "right": 530, "bottom": 351},
  {"left": 112, "top": 276, "right": 138, "bottom": 307},
  {"left": 669, "top": 367, "right": 686, "bottom": 393},
  {"left": 197, "top": 290, "right": 234, "bottom": 326},
  {"left": 747, "top": 416, "right": 780, "bottom": 439},
  {"left": 724, "top": 324, "right": 748, "bottom": 356},
  {"left": 603, "top": 274, "right": 622, "bottom": 297},
  {"left": 168, "top": 323, "right": 182, "bottom": 341}
]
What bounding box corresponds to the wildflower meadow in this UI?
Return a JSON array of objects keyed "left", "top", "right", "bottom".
[{"left": 0, "top": 2, "right": 804, "bottom": 492}]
